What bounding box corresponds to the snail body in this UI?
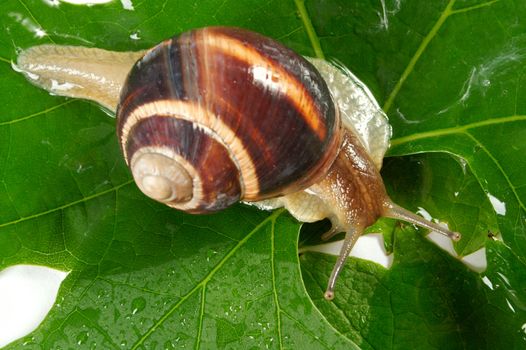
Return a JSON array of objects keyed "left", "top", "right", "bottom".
[{"left": 16, "top": 26, "right": 460, "bottom": 300}]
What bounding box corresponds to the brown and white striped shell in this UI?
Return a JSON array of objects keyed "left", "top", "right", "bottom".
[{"left": 116, "top": 27, "right": 341, "bottom": 213}]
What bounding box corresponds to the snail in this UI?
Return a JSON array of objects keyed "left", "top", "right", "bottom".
[{"left": 15, "top": 26, "right": 461, "bottom": 300}]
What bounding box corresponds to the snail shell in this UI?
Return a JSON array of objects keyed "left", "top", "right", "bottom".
[
  {"left": 117, "top": 27, "right": 341, "bottom": 213},
  {"left": 15, "top": 26, "right": 461, "bottom": 300}
]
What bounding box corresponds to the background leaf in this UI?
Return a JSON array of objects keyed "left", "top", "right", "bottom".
[{"left": 0, "top": 0, "right": 525, "bottom": 349}]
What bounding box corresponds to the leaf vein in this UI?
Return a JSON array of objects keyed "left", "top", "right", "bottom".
[
  {"left": 390, "top": 115, "right": 526, "bottom": 146},
  {"left": 300, "top": 264, "right": 355, "bottom": 346},
  {"left": 270, "top": 215, "right": 284, "bottom": 350},
  {"left": 0, "top": 180, "right": 134, "bottom": 229},
  {"left": 280, "top": 310, "right": 332, "bottom": 350},
  {"left": 293, "top": 0, "right": 325, "bottom": 59},
  {"left": 451, "top": 0, "right": 500, "bottom": 15},
  {"left": 1, "top": 126, "right": 21, "bottom": 219},
  {"left": 383, "top": 0, "right": 456, "bottom": 112},
  {"left": 464, "top": 131, "right": 526, "bottom": 212},
  {"left": 17, "top": 0, "right": 56, "bottom": 45},
  {"left": 96, "top": 189, "right": 119, "bottom": 266},
  {"left": 130, "top": 209, "right": 286, "bottom": 349},
  {"left": 95, "top": 277, "right": 176, "bottom": 297},
  {"left": 77, "top": 308, "right": 121, "bottom": 348},
  {"left": 195, "top": 285, "right": 206, "bottom": 350},
  {"left": 276, "top": 26, "right": 304, "bottom": 41},
  {"left": 0, "top": 101, "right": 76, "bottom": 126}
]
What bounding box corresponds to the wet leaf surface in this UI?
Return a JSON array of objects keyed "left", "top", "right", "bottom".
[{"left": 0, "top": 0, "right": 525, "bottom": 348}]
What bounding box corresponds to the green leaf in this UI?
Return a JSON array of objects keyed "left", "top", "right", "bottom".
[
  {"left": 1, "top": 0, "right": 525, "bottom": 348},
  {"left": 302, "top": 227, "right": 526, "bottom": 349},
  {"left": 382, "top": 153, "right": 498, "bottom": 256}
]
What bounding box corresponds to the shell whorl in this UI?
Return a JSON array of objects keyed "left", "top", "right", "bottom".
[
  {"left": 131, "top": 151, "right": 193, "bottom": 203},
  {"left": 117, "top": 27, "right": 340, "bottom": 213}
]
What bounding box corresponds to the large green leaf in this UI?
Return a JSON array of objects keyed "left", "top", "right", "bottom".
[{"left": 0, "top": 0, "right": 525, "bottom": 348}]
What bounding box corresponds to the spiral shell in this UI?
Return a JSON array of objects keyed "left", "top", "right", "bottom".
[{"left": 116, "top": 27, "right": 341, "bottom": 213}]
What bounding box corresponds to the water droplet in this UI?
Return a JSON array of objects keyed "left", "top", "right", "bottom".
[
  {"left": 76, "top": 331, "right": 89, "bottom": 345},
  {"left": 130, "top": 31, "right": 141, "bottom": 40},
  {"left": 131, "top": 297, "right": 146, "bottom": 315},
  {"left": 96, "top": 288, "right": 108, "bottom": 299},
  {"left": 206, "top": 249, "right": 218, "bottom": 261},
  {"left": 164, "top": 340, "right": 176, "bottom": 349}
]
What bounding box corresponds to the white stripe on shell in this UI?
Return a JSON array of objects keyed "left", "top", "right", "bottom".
[{"left": 121, "top": 99, "right": 260, "bottom": 198}]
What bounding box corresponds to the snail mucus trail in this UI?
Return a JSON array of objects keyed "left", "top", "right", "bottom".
[{"left": 16, "top": 26, "right": 461, "bottom": 300}]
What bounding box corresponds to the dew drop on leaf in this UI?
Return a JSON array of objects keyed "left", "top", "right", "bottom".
[
  {"left": 164, "top": 340, "right": 176, "bottom": 349},
  {"left": 131, "top": 297, "right": 146, "bottom": 315},
  {"left": 76, "top": 331, "right": 89, "bottom": 345}
]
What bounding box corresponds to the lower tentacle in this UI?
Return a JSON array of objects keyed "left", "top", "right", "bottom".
[
  {"left": 324, "top": 227, "right": 362, "bottom": 300},
  {"left": 321, "top": 225, "right": 341, "bottom": 241}
]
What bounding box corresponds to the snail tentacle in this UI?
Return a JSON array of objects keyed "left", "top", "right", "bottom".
[
  {"left": 324, "top": 227, "right": 361, "bottom": 301},
  {"left": 384, "top": 203, "right": 461, "bottom": 241}
]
